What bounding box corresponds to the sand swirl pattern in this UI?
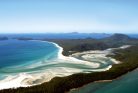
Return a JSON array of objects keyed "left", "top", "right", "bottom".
[{"left": 0, "top": 40, "right": 121, "bottom": 89}]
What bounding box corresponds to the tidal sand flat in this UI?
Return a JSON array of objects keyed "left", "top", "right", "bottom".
[{"left": 0, "top": 39, "right": 121, "bottom": 90}]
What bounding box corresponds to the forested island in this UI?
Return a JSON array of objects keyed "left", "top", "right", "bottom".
[{"left": 1, "top": 34, "right": 138, "bottom": 93}]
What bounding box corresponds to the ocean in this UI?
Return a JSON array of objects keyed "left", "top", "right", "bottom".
[
  {"left": 70, "top": 69, "right": 138, "bottom": 93},
  {"left": 0, "top": 39, "right": 58, "bottom": 68},
  {"left": 0, "top": 33, "right": 138, "bottom": 39},
  {"left": 0, "top": 39, "right": 116, "bottom": 90}
]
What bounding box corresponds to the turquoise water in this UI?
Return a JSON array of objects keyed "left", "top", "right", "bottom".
[
  {"left": 0, "top": 40, "right": 58, "bottom": 68},
  {"left": 0, "top": 38, "right": 137, "bottom": 91},
  {"left": 70, "top": 69, "right": 138, "bottom": 93},
  {"left": 0, "top": 40, "right": 58, "bottom": 79},
  {"left": 0, "top": 39, "right": 118, "bottom": 89}
]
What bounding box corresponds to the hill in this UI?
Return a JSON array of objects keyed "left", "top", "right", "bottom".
[{"left": 45, "top": 34, "right": 138, "bottom": 56}]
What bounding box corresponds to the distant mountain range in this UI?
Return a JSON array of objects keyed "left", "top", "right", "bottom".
[
  {"left": 104, "top": 33, "right": 131, "bottom": 41},
  {"left": 102, "top": 33, "right": 137, "bottom": 43},
  {"left": 100, "top": 33, "right": 138, "bottom": 48},
  {"left": 1, "top": 33, "right": 138, "bottom": 93},
  {"left": 0, "top": 33, "right": 138, "bottom": 39},
  {"left": 44, "top": 33, "right": 138, "bottom": 56}
]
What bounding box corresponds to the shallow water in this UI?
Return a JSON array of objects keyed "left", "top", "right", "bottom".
[
  {"left": 0, "top": 39, "right": 117, "bottom": 89},
  {"left": 70, "top": 69, "right": 138, "bottom": 93},
  {"left": 0, "top": 39, "right": 58, "bottom": 67}
]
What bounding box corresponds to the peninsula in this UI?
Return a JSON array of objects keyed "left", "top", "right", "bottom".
[{"left": 0, "top": 34, "right": 138, "bottom": 93}]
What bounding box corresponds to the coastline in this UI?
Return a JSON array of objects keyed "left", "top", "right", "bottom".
[
  {"left": 0, "top": 40, "right": 138, "bottom": 93},
  {"left": 69, "top": 68, "right": 138, "bottom": 93},
  {"left": 0, "top": 40, "right": 118, "bottom": 90},
  {"left": 44, "top": 40, "right": 115, "bottom": 71}
]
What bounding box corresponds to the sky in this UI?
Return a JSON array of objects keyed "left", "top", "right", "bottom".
[{"left": 0, "top": 0, "right": 138, "bottom": 33}]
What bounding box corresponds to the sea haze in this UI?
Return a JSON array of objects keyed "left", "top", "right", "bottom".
[{"left": 0, "top": 33, "right": 138, "bottom": 39}]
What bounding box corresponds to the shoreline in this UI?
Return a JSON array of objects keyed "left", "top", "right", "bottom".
[
  {"left": 0, "top": 40, "right": 118, "bottom": 90},
  {"left": 69, "top": 67, "right": 138, "bottom": 93},
  {"left": 0, "top": 41, "right": 137, "bottom": 93},
  {"left": 44, "top": 40, "right": 115, "bottom": 72}
]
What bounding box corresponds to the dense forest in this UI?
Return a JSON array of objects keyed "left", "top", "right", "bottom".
[
  {"left": 0, "top": 34, "right": 138, "bottom": 93},
  {"left": 46, "top": 34, "right": 138, "bottom": 56}
]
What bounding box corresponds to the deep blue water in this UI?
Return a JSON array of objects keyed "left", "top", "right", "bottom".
[
  {"left": 0, "top": 39, "right": 58, "bottom": 68},
  {"left": 0, "top": 37, "right": 138, "bottom": 91},
  {"left": 0, "top": 33, "right": 110, "bottom": 39},
  {"left": 1, "top": 33, "right": 138, "bottom": 39},
  {"left": 0, "top": 39, "right": 117, "bottom": 88}
]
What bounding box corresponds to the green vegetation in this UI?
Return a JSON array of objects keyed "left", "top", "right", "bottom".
[
  {"left": 0, "top": 45, "right": 138, "bottom": 93},
  {"left": 45, "top": 34, "right": 138, "bottom": 56},
  {"left": 1, "top": 34, "right": 137, "bottom": 93},
  {"left": 45, "top": 38, "right": 109, "bottom": 55},
  {"left": 16, "top": 34, "right": 138, "bottom": 56}
]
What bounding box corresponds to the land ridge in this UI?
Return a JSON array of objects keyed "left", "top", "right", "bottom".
[{"left": 0, "top": 34, "right": 138, "bottom": 93}]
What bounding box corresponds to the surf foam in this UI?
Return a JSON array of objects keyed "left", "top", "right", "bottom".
[{"left": 0, "top": 40, "right": 129, "bottom": 90}]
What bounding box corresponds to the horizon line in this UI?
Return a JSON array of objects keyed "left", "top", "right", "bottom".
[{"left": 0, "top": 32, "right": 138, "bottom": 34}]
